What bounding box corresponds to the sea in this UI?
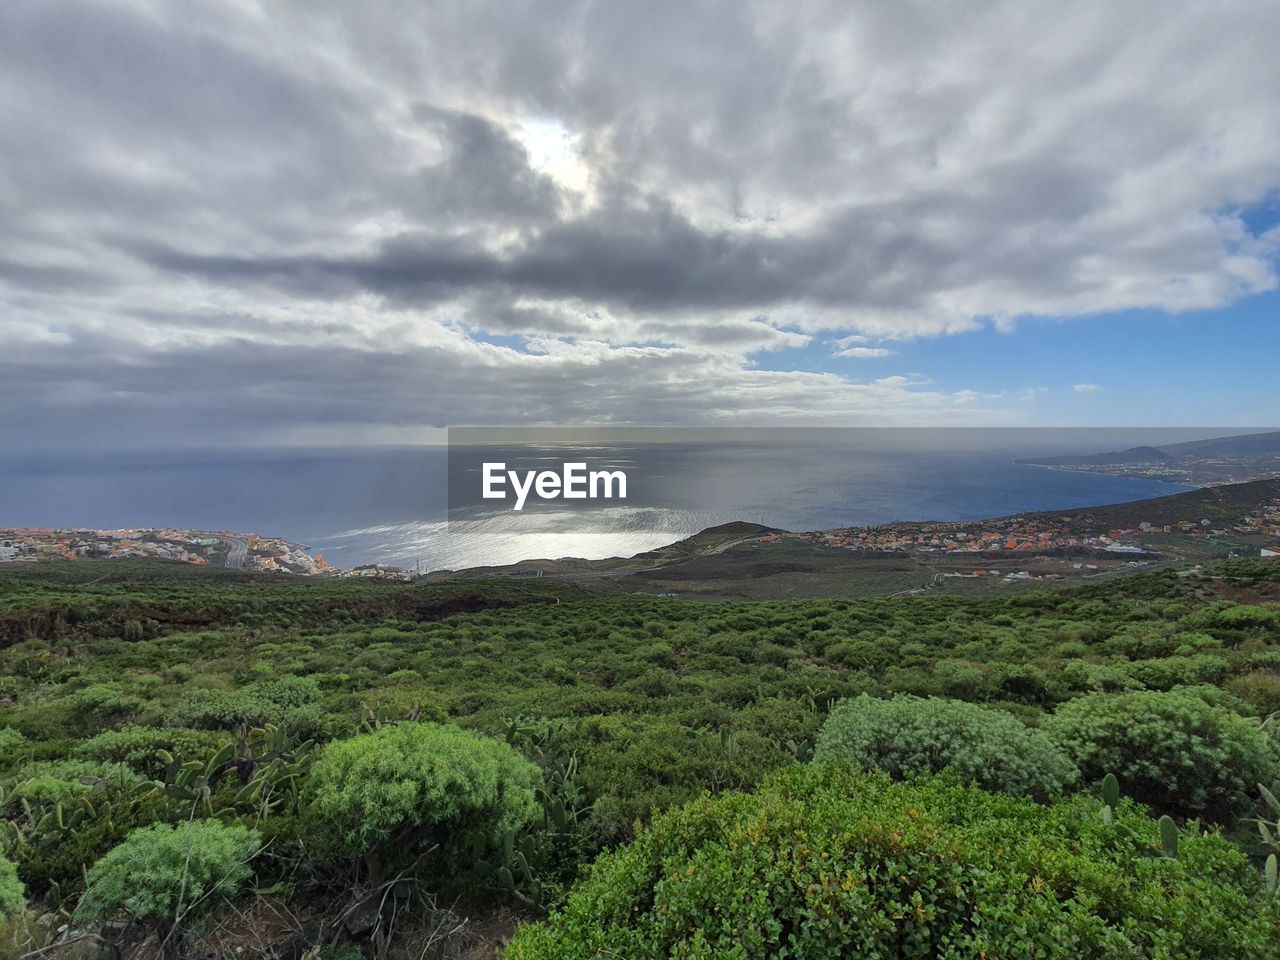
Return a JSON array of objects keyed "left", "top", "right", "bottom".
[{"left": 0, "top": 429, "right": 1209, "bottom": 572}]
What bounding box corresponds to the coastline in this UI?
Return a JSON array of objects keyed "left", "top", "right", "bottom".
[{"left": 1013, "top": 461, "right": 1201, "bottom": 490}]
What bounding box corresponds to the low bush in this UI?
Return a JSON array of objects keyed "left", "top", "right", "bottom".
[
  {"left": 507, "top": 767, "right": 1280, "bottom": 960},
  {"left": 1, "top": 758, "right": 175, "bottom": 897},
  {"left": 308, "top": 723, "right": 541, "bottom": 879},
  {"left": 1122, "top": 654, "right": 1229, "bottom": 690},
  {"left": 0, "top": 854, "right": 23, "bottom": 922},
  {"left": 1046, "top": 690, "right": 1280, "bottom": 821},
  {"left": 1, "top": 759, "right": 148, "bottom": 810},
  {"left": 75, "top": 820, "right": 259, "bottom": 925},
  {"left": 0, "top": 727, "right": 27, "bottom": 754},
  {"left": 171, "top": 675, "right": 321, "bottom": 730},
  {"left": 73, "top": 726, "right": 224, "bottom": 777},
  {"left": 1184, "top": 602, "right": 1280, "bottom": 640},
  {"left": 1226, "top": 669, "right": 1280, "bottom": 716},
  {"left": 14, "top": 805, "right": 153, "bottom": 898},
  {"left": 813, "top": 694, "right": 1078, "bottom": 800},
  {"left": 554, "top": 715, "right": 792, "bottom": 845},
  {"left": 68, "top": 683, "right": 144, "bottom": 726}
]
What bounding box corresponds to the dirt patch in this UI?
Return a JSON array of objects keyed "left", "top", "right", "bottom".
[
  {"left": 192, "top": 895, "right": 319, "bottom": 957},
  {"left": 455, "top": 909, "right": 519, "bottom": 959}
]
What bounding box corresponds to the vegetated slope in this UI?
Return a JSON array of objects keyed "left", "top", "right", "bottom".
[
  {"left": 0, "top": 558, "right": 585, "bottom": 650},
  {"left": 0, "top": 557, "right": 1278, "bottom": 956},
  {"left": 1159, "top": 429, "right": 1280, "bottom": 459},
  {"left": 1030, "top": 476, "right": 1280, "bottom": 528},
  {"left": 632, "top": 520, "right": 781, "bottom": 559},
  {"left": 428, "top": 519, "right": 783, "bottom": 581}
]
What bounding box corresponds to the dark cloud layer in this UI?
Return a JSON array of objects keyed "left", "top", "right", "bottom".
[{"left": 1, "top": 0, "right": 1278, "bottom": 447}]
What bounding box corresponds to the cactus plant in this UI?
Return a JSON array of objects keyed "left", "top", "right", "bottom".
[
  {"left": 473, "top": 717, "right": 595, "bottom": 912},
  {"left": 1158, "top": 815, "right": 1179, "bottom": 859},
  {"left": 1102, "top": 772, "right": 1120, "bottom": 809}
]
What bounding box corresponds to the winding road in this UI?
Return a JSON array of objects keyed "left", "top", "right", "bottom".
[{"left": 222, "top": 537, "right": 248, "bottom": 570}]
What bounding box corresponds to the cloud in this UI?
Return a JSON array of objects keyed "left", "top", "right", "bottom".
[
  {"left": 1073, "top": 383, "right": 1105, "bottom": 394},
  {"left": 830, "top": 335, "right": 894, "bottom": 358},
  {"left": 836, "top": 347, "right": 895, "bottom": 359},
  {"left": 0, "top": 326, "right": 1026, "bottom": 450},
  {"left": 1, "top": 0, "right": 1278, "bottom": 447}
]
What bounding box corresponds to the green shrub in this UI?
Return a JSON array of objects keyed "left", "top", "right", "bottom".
[
  {"left": 1046, "top": 690, "right": 1280, "bottom": 821},
  {"left": 560, "top": 715, "right": 791, "bottom": 845},
  {"left": 1, "top": 759, "right": 148, "bottom": 810},
  {"left": 1185, "top": 602, "right": 1280, "bottom": 640},
  {"left": 0, "top": 727, "right": 28, "bottom": 754},
  {"left": 1226, "top": 669, "right": 1280, "bottom": 716},
  {"left": 1171, "top": 631, "right": 1219, "bottom": 655},
  {"left": 69, "top": 683, "right": 144, "bottom": 724},
  {"left": 506, "top": 767, "right": 1279, "bottom": 960},
  {"left": 75, "top": 821, "right": 260, "bottom": 925},
  {"left": 929, "top": 659, "right": 987, "bottom": 699},
  {"left": 0, "top": 759, "right": 168, "bottom": 897},
  {"left": 15, "top": 806, "right": 149, "bottom": 898},
  {"left": 74, "top": 727, "right": 224, "bottom": 777},
  {"left": 0, "top": 854, "right": 24, "bottom": 921},
  {"left": 1122, "top": 654, "right": 1229, "bottom": 690},
  {"left": 171, "top": 675, "right": 320, "bottom": 730},
  {"left": 308, "top": 723, "right": 540, "bottom": 877},
  {"left": 991, "top": 663, "right": 1055, "bottom": 704},
  {"left": 813, "top": 694, "right": 1077, "bottom": 800},
  {"left": 1170, "top": 683, "right": 1255, "bottom": 714}
]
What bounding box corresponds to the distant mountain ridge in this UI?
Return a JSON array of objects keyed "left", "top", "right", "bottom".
[
  {"left": 1018, "top": 430, "right": 1280, "bottom": 470},
  {"left": 1025, "top": 445, "right": 1171, "bottom": 467},
  {"left": 1157, "top": 430, "right": 1280, "bottom": 458}
]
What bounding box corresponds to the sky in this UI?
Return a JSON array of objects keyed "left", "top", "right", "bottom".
[{"left": 1, "top": 0, "right": 1278, "bottom": 451}]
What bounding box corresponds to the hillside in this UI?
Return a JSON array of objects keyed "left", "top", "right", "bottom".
[
  {"left": 1024, "top": 444, "right": 1171, "bottom": 466},
  {"left": 420, "top": 520, "right": 783, "bottom": 585},
  {"left": 0, "top": 557, "right": 1278, "bottom": 956},
  {"left": 1160, "top": 429, "right": 1280, "bottom": 458},
  {"left": 427, "top": 477, "right": 1280, "bottom": 600},
  {"left": 1022, "top": 430, "right": 1280, "bottom": 466},
  {"left": 633, "top": 520, "right": 780, "bottom": 558},
  {"left": 1032, "top": 476, "right": 1280, "bottom": 528},
  {"left": 1017, "top": 429, "right": 1280, "bottom": 484}
]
